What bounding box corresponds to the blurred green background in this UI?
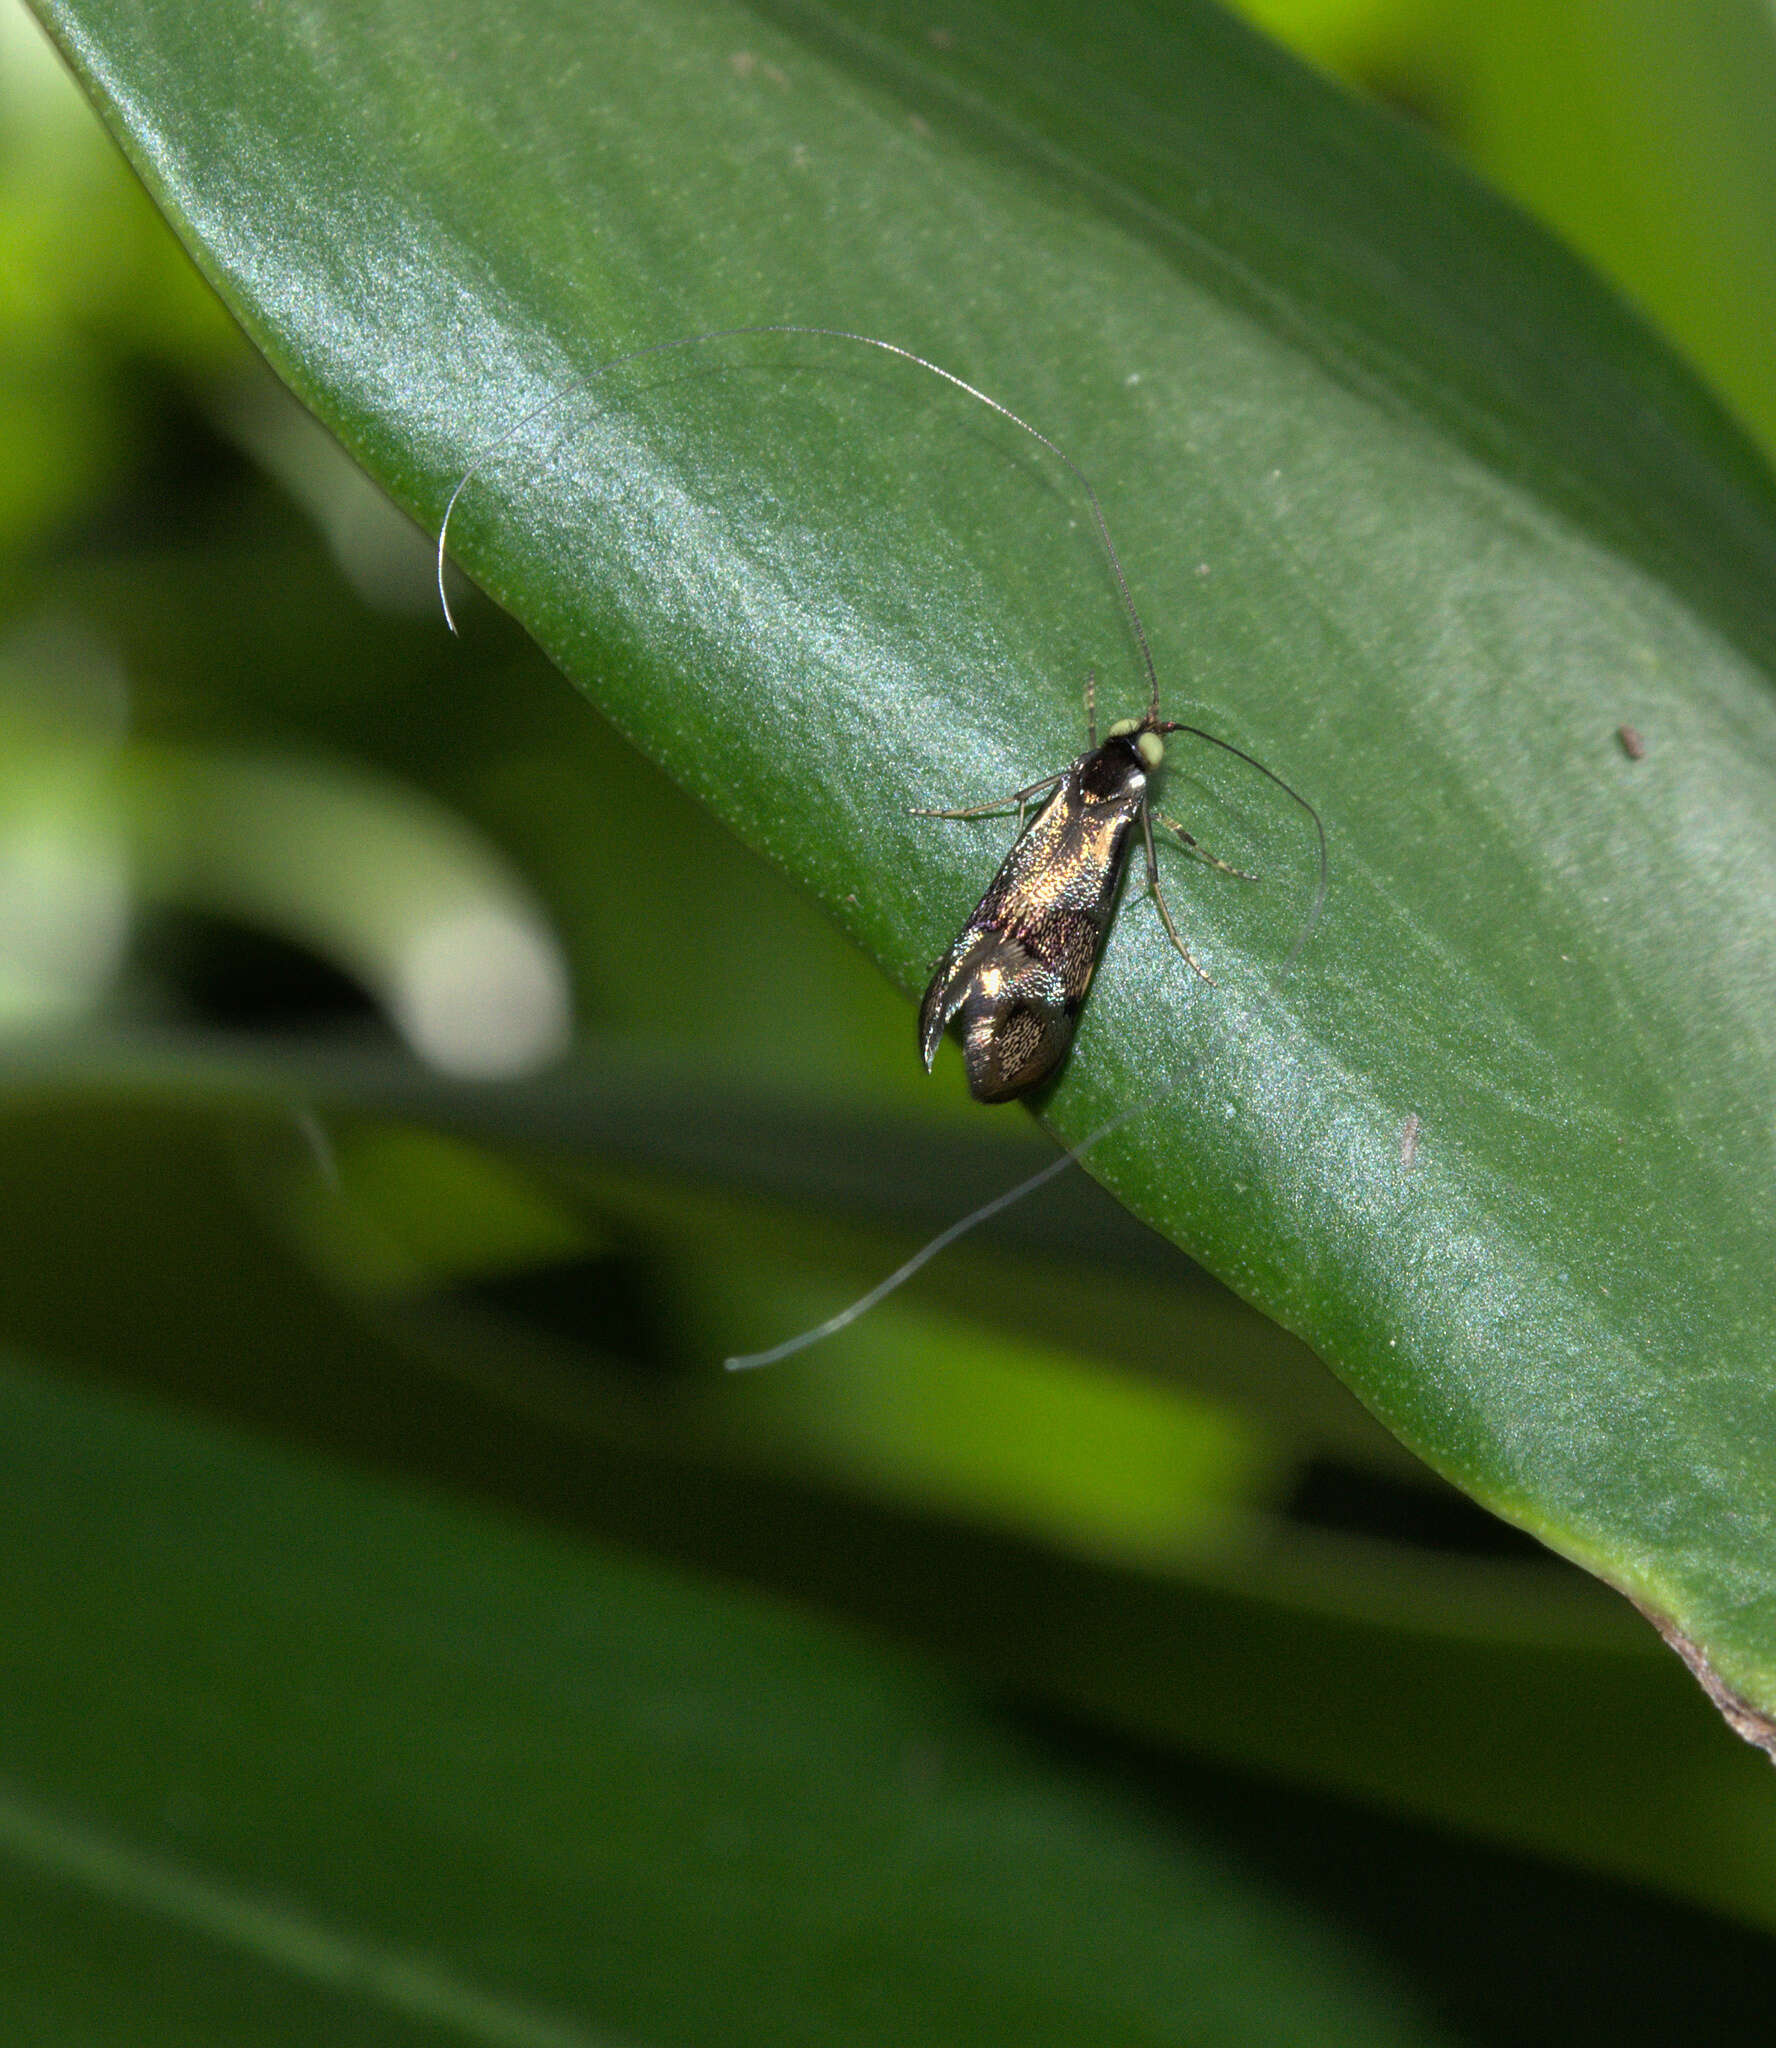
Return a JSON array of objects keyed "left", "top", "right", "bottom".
[{"left": 4, "top": 0, "right": 1776, "bottom": 2040}]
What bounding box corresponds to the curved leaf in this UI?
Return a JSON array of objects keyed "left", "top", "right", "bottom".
[{"left": 30, "top": 0, "right": 1776, "bottom": 1737}]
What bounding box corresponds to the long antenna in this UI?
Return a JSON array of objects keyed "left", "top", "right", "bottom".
[
  {"left": 441, "top": 329, "right": 1329, "bottom": 1372},
  {"left": 724, "top": 1077, "right": 1182, "bottom": 1372},
  {"left": 441, "top": 324, "right": 1328, "bottom": 961},
  {"left": 1166, "top": 723, "right": 1329, "bottom": 974},
  {"left": 436, "top": 324, "right": 1160, "bottom": 710}
]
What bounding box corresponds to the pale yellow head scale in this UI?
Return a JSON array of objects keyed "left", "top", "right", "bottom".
[{"left": 1105, "top": 717, "right": 1164, "bottom": 769}]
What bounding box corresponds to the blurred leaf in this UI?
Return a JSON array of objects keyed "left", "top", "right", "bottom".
[
  {"left": 25, "top": 0, "right": 1776, "bottom": 1760},
  {"left": 2, "top": 1040, "right": 1776, "bottom": 1934},
  {"left": 1227, "top": 0, "right": 1776, "bottom": 466},
  {"left": 1459, "top": 0, "right": 1776, "bottom": 457},
  {"left": 0, "top": 3, "right": 235, "bottom": 548},
  {"left": 0, "top": 1345, "right": 1454, "bottom": 2048}
]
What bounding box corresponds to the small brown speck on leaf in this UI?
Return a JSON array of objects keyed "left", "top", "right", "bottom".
[
  {"left": 1399, "top": 1112, "right": 1421, "bottom": 1171},
  {"left": 1617, "top": 723, "right": 1647, "bottom": 760}
]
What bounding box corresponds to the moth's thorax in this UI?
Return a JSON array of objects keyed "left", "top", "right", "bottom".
[{"left": 1074, "top": 728, "right": 1154, "bottom": 806}]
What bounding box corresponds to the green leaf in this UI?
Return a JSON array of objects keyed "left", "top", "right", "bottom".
[
  {"left": 28, "top": 0, "right": 1776, "bottom": 1750},
  {"left": 4, "top": 1046, "right": 1776, "bottom": 1934},
  {"left": 1240, "top": 0, "right": 1776, "bottom": 468},
  {"left": 0, "top": 1346, "right": 1450, "bottom": 2048}
]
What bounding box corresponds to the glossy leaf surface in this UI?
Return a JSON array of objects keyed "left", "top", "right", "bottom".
[{"left": 27, "top": 0, "right": 1776, "bottom": 1736}]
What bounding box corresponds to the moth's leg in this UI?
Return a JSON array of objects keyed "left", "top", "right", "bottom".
[
  {"left": 1084, "top": 669, "right": 1097, "bottom": 749},
  {"left": 1154, "top": 810, "right": 1259, "bottom": 882},
  {"left": 911, "top": 773, "right": 1064, "bottom": 832},
  {"left": 1142, "top": 803, "right": 1215, "bottom": 984}
]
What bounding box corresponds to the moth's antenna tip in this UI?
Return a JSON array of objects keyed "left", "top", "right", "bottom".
[
  {"left": 717, "top": 1077, "right": 1182, "bottom": 1374},
  {"left": 436, "top": 526, "right": 461, "bottom": 635},
  {"left": 723, "top": 1334, "right": 818, "bottom": 1372}
]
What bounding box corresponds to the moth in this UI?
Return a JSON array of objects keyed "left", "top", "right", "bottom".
[
  {"left": 916, "top": 673, "right": 1256, "bottom": 1103},
  {"left": 436, "top": 324, "right": 1324, "bottom": 1366}
]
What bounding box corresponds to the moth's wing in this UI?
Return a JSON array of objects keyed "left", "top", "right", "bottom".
[
  {"left": 917, "top": 792, "right": 1066, "bottom": 1071},
  {"left": 920, "top": 929, "right": 997, "bottom": 1072},
  {"left": 954, "top": 942, "right": 1079, "bottom": 1101}
]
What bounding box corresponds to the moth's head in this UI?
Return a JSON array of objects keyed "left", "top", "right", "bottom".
[{"left": 1105, "top": 716, "right": 1167, "bottom": 771}]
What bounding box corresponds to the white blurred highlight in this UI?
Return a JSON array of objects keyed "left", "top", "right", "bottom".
[
  {"left": 391, "top": 902, "right": 573, "bottom": 1079},
  {"left": 0, "top": 789, "right": 131, "bottom": 1025}
]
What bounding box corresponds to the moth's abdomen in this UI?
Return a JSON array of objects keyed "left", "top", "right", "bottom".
[{"left": 919, "top": 910, "right": 1101, "bottom": 1102}]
